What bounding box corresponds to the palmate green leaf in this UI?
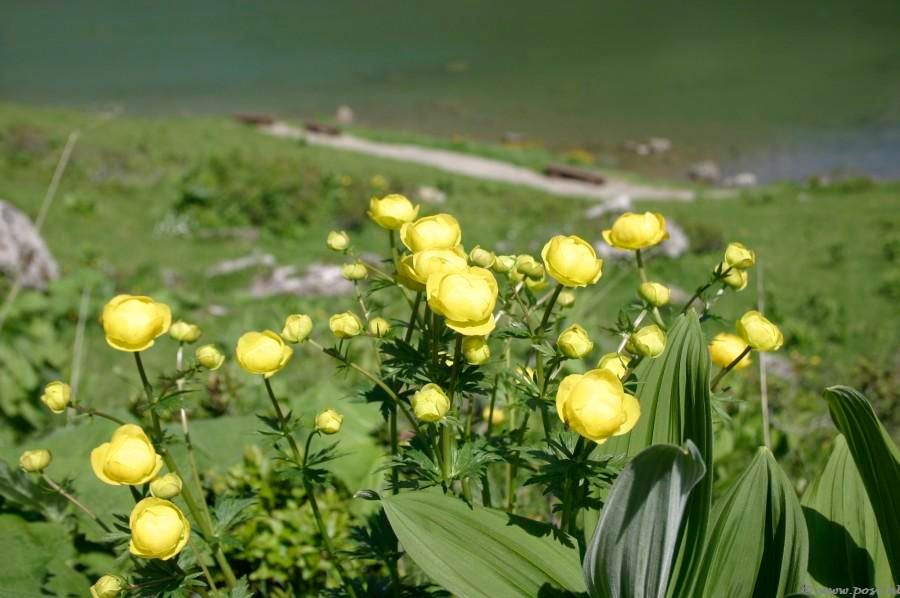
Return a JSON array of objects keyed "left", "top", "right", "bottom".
[
  {"left": 382, "top": 490, "right": 586, "bottom": 597},
  {"left": 583, "top": 441, "right": 706, "bottom": 598},
  {"left": 823, "top": 385, "right": 900, "bottom": 583},
  {"left": 0, "top": 514, "right": 88, "bottom": 596},
  {"left": 801, "top": 435, "right": 893, "bottom": 591},
  {"left": 692, "top": 448, "right": 809, "bottom": 598}
]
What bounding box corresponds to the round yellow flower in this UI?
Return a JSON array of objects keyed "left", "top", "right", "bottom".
[
  {"left": 462, "top": 335, "right": 491, "bottom": 365},
  {"left": 724, "top": 242, "right": 756, "bottom": 269},
  {"left": 327, "top": 230, "right": 350, "bottom": 252},
  {"left": 400, "top": 213, "right": 462, "bottom": 253},
  {"left": 541, "top": 235, "right": 603, "bottom": 287},
  {"left": 281, "top": 314, "right": 313, "bottom": 344},
  {"left": 19, "top": 449, "right": 51, "bottom": 472},
  {"left": 341, "top": 261, "right": 369, "bottom": 281},
  {"left": 468, "top": 245, "right": 495, "bottom": 268},
  {"left": 195, "top": 344, "right": 225, "bottom": 370},
  {"left": 41, "top": 381, "right": 70, "bottom": 414},
  {"left": 129, "top": 497, "right": 190, "bottom": 560},
  {"left": 709, "top": 333, "right": 752, "bottom": 370},
  {"left": 90, "top": 575, "right": 125, "bottom": 598},
  {"left": 426, "top": 267, "right": 499, "bottom": 336},
  {"left": 557, "top": 290, "right": 576, "bottom": 308},
  {"left": 602, "top": 212, "right": 668, "bottom": 250},
  {"left": 638, "top": 282, "right": 671, "bottom": 307},
  {"left": 169, "top": 320, "right": 201, "bottom": 343},
  {"left": 91, "top": 425, "right": 163, "bottom": 486},
  {"left": 368, "top": 317, "right": 392, "bottom": 338},
  {"left": 235, "top": 331, "right": 293, "bottom": 377},
  {"left": 315, "top": 409, "right": 343, "bottom": 434},
  {"left": 557, "top": 324, "right": 594, "bottom": 359},
  {"left": 411, "top": 384, "right": 451, "bottom": 422},
  {"left": 597, "top": 352, "right": 631, "bottom": 379},
  {"left": 736, "top": 311, "right": 783, "bottom": 352},
  {"left": 555, "top": 369, "right": 640, "bottom": 444},
  {"left": 100, "top": 294, "right": 172, "bottom": 352},
  {"left": 150, "top": 473, "right": 183, "bottom": 499},
  {"left": 628, "top": 325, "right": 667, "bottom": 358},
  {"left": 406, "top": 246, "right": 469, "bottom": 285},
  {"left": 482, "top": 406, "right": 505, "bottom": 425},
  {"left": 492, "top": 255, "right": 516, "bottom": 274},
  {"left": 329, "top": 311, "right": 363, "bottom": 339},
  {"left": 368, "top": 194, "right": 419, "bottom": 230}
]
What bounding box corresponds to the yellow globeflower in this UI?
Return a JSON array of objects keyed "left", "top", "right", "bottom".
[
  {"left": 149, "top": 473, "right": 183, "bottom": 499},
  {"left": 492, "top": 255, "right": 516, "bottom": 274},
  {"left": 41, "top": 381, "right": 71, "bottom": 414},
  {"left": 462, "top": 335, "right": 491, "bottom": 365},
  {"left": 411, "top": 384, "right": 451, "bottom": 422},
  {"left": 329, "top": 311, "right": 363, "bottom": 339},
  {"left": 628, "top": 325, "right": 667, "bottom": 358},
  {"left": 235, "top": 331, "right": 293, "bottom": 377},
  {"left": 91, "top": 424, "right": 163, "bottom": 486},
  {"left": 602, "top": 212, "right": 668, "bottom": 250},
  {"left": 736, "top": 311, "right": 783, "bottom": 352},
  {"left": 468, "top": 245, "right": 496, "bottom": 269},
  {"left": 724, "top": 242, "right": 756, "bottom": 269},
  {"left": 597, "top": 352, "right": 631, "bottom": 379},
  {"left": 100, "top": 295, "right": 172, "bottom": 352},
  {"left": 368, "top": 194, "right": 419, "bottom": 230},
  {"left": 709, "top": 333, "right": 752, "bottom": 370},
  {"left": 341, "top": 261, "right": 369, "bottom": 281},
  {"left": 557, "top": 324, "right": 594, "bottom": 359},
  {"left": 406, "top": 246, "right": 469, "bottom": 285},
  {"left": 327, "top": 230, "right": 350, "bottom": 252},
  {"left": 19, "top": 449, "right": 51, "bottom": 472},
  {"left": 557, "top": 290, "right": 576, "bottom": 308},
  {"left": 541, "top": 235, "right": 603, "bottom": 287},
  {"left": 718, "top": 262, "right": 748, "bottom": 290},
  {"left": 368, "top": 317, "right": 392, "bottom": 338},
  {"left": 482, "top": 405, "right": 505, "bottom": 425},
  {"left": 169, "top": 320, "right": 201, "bottom": 343},
  {"left": 281, "top": 314, "right": 313, "bottom": 344},
  {"left": 195, "top": 344, "right": 225, "bottom": 370},
  {"left": 129, "top": 497, "right": 190, "bottom": 560},
  {"left": 555, "top": 369, "right": 640, "bottom": 444},
  {"left": 315, "top": 409, "right": 343, "bottom": 434},
  {"left": 638, "top": 282, "right": 671, "bottom": 307},
  {"left": 90, "top": 575, "right": 125, "bottom": 598},
  {"left": 400, "top": 213, "right": 462, "bottom": 253},
  {"left": 426, "top": 267, "right": 499, "bottom": 336}
]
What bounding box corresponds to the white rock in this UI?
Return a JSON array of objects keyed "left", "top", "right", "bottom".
[
  {"left": 0, "top": 200, "right": 59, "bottom": 290},
  {"left": 724, "top": 172, "right": 758, "bottom": 188},
  {"left": 584, "top": 194, "right": 632, "bottom": 219},
  {"left": 688, "top": 161, "right": 721, "bottom": 184},
  {"left": 416, "top": 185, "right": 447, "bottom": 204},
  {"left": 648, "top": 138, "right": 673, "bottom": 154},
  {"left": 335, "top": 105, "right": 355, "bottom": 125}
]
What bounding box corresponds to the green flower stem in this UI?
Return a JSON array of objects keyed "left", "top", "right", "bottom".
[
  {"left": 179, "top": 407, "right": 217, "bottom": 558},
  {"left": 133, "top": 352, "right": 237, "bottom": 589},
  {"left": 128, "top": 484, "right": 143, "bottom": 503},
  {"left": 188, "top": 535, "right": 220, "bottom": 597},
  {"left": 354, "top": 281, "right": 371, "bottom": 323},
  {"left": 539, "top": 283, "right": 564, "bottom": 330},
  {"left": 678, "top": 264, "right": 734, "bottom": 316},
  {"left": 710, "top": 345, "right": 752, "bottom": 391},
  {"left": 532, "top": 283, "right": 564, "bottom": 440},
  {"left": 69, "top": 404, "right": 127, "bottom": 426},
  {"left": 635, "top": 250, "right": 666, "bottom": 330},
  {"left": 616, "top": 309, "right": 648, "bottom": 354},
  {"left": 40, "top": 473, "right": 112, "bottom": 533}
]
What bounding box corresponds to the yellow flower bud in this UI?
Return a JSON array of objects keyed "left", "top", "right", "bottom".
[
  {"left": 368, "top": 194, "right": 419, "bottom": 230},
  {"left": 736, "top": 311, "right": 783, "bottom": 352},
  {"left": 368, "top": 317, "right": 392, "bottom": 338},
  {"left": 557, "top": 290, "right": 576, "bottom": 307},
  {"left": 282, "top": 314, "right": 313, "bottom": 344},
  {"left": 628, "top": 325, "right": 667, "bottom": 358},
  {"left": 169, "top": 320, "right": 201, "bottom": 343},
  {"left": 235, "top": 331, "right": 293, "bottom": 377},
  {"left": 195, "top": 344, "right": 225, "bottom": 370},
  {"left": 541, "top": 235, "right": 603, "bottom": 287},
  {"left": 411, "top": 383, "right": 451, "bottom": 422},
  {"left": 462, "top": 335, "right": 491, "bottom": 365},
  {"left": 91, "top": 424, "right": 163, "bottom": 486},
  {"left": 41, "top": 381, "right": 70, "bottom": 414},
  {"left": 597, "top": 352, "right": 631, "bottom": 379},
  {"left": 525, "top": 272, "right": 548, "bottom": 291},
  {"left": 400, "top": 213, "right": 462, "bottom": 253},
  {"left": 468, "top": 245, "right": 496, "bottom": 268},
  {"left": 709, "top": 333, "right": 752, "bottom": 370},
  {"left": 370, "top": 175, "right": 389, "bottom": 191},
  {"left": 638, "top": 281, "right": 671, "bottom": 307},
  {"left": 129, "top": 497, "right": 190, "bottom": 560},
  {"left": 514, "top": 255, "right": 545, "bottom": 280},
  {"left": 492, "top": 255, "right": 516, "bottom": 274},
  {"left": 402, "top": 246, "right": 468, "bottom": 286},
  {"left": 327, "top": 230, "right": 350, "bottom": 252},
  {"left": 717, "top": 262, "right": 748, "bottom": 290},
  {"left": 329, "top": 311, "right": 363, "bottom": 339},
  {"left": 602, "top": 212, "right": 668, "bottom": 250},
  {"left": 315, "top": 409, "right": 343, "bottom": 434},
  {"left": 557, "top": 324, "right": 594, "bottom": 359},
  {"left": 101, "top": 294, "right": 172, "bottom": 352},
  {"left": 724, "top": 242, "right": 756, "bottom": 269},
  {"left": 19, "top": 449, "right": 51, "bottom": 472},
  {"left": 555, "top": 369, "right": 640, "bottom": 443},
  {"left": 90, "top": 575, "right": 126, "bottom": 598},
  {"left": 150, "top": 473, "right": 183, "bottom": 499},
  {"left": 482, "top": 405, "right": 505, "bottom": 425},
  {"left": 342, "top": 261, "right": 369, "bottom": 281},
  {"left": 426, "top": 267, "right": 498, "bottom": 336}
]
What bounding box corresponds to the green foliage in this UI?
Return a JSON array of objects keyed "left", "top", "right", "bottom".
[{"left": 0, "top": 514, "right": 88, "bottom": 596}]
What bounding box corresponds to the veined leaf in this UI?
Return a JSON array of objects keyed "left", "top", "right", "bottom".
[
  {"left": 801, "top": 435, "right": 893, "bottom": 591},
  {"left": 382, "top": 490, "right": 585, "bottom": 597},
  {"left": 692, "top": 448, "right": 809, "bottom": 598},
  {"left": 583, "top": 441, "right": 706, "bottom": 598},
  {"left": 823, "top": 386, "right": 900, "bottom": 583}
]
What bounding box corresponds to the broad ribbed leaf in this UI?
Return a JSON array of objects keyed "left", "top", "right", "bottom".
[
  {"left": 692, "top": 448, "right": 809, "bottom": 598},
  {"left": 383, "top": 491, "right": 585, "bottom": 597},
  {"left": 801, "top": 435, "right": 893, "bottom": 590},
  {"left": 583, "top": 441, "right": 706, "bottom": 598},
  {"left": 824, "top": 386, "right": 900, "bottom": 583}
]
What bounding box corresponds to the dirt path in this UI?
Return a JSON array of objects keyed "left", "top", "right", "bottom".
[{"left": 260, "top": 122, "right": 696, "bottom": 201}]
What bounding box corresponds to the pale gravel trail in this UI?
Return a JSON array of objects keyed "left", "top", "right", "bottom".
[{"left": 260, "top": 122, "right": 697, "bottom": 202}]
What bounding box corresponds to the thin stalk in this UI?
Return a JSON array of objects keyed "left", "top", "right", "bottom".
[
  {"left": 180, "top": 408, "right": 217, "bottom": 536},
  {"left": 41, "top": 473, "right": 111, "bottom": 533},
  {"left": 756, "top": 265, "right": 771, "bottom": 449},
  {"left": 679, "top": 265, "right": 733, "bottom": 316},
  {"left": 188, "top": 535, "right": 220, "bottom": 597},
  {"left": 404, "top": 292, "right": 422, "bottom": 342},
  {"left": 539, "top": 284, "right": 564, "bottom": 330},
  {"left": 69, "top": 404, "right": 127, "bottom": 425},
  {"left": 635, "top": 250, "right": 666, "bottom": 330},
  {"left": 710, "top": 346, "right": 752, "bottom": 391},
  {"left": 617, "top": 309, "right": 648, "bottom": 354},
  {"left": 68, "top": 285, "right": 92, "bottom": 417},
  {"left": 354, "top": 281, "right": 371, "bottom": 322}
]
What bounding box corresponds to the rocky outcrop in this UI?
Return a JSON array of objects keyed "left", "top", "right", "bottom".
[{"left": 0, "top": 200, "right": 59, "bottom": 290}]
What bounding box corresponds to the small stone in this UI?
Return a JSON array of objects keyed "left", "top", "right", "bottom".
[
  {"left": 335, "top": 105, "right": 355, "bottom": 125},
  {"left": 688, "top": 161, "right": 721, "bottom": 184},
  {"left": 0, "top": 200, "right": 59, "bottom": 290}
]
